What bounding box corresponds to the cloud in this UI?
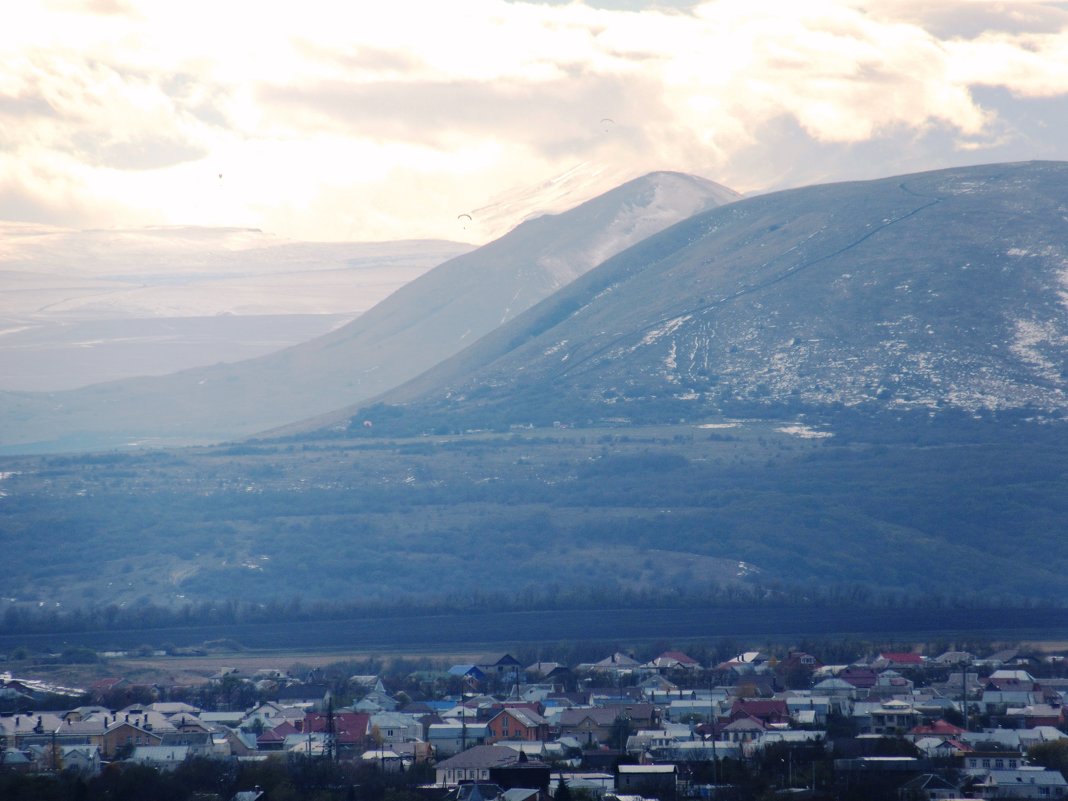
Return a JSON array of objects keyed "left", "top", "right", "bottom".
[
  {"left": 1, "top": 0, "right": 1067, "bottom": 242},
  {"left": 864, "top": 1, "right": 1068, "bottom": 39}
]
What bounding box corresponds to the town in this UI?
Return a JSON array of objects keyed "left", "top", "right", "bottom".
[{"left": 3, "top": 641, "right": 1068, "bottom": 801}]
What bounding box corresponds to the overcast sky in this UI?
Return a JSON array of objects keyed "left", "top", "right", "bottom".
[{"left": 3, "top": 0, "right": 1068, "bottom": 243}]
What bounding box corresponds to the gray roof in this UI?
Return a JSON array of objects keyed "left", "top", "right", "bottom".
[
  {"left": 130, "top": 745, "right": 190, "bottom": 763},
  {"left": 503, "top": 789, "right": 540, "bottom": 801},
  {"left": 437, "top": 744, "right": 524, "bottom": 769},
  {"left": 559, "top": 704, "right": 656, "bottom": 727},
  {"left": 457, "top": 782, "right": 505, "bottom": 801},
  {"left": 981, "top": 768, "right": 1068, "bottom": 787},
  {"left": 0, "top": 750, "right": 31, "bottom": 765},
  {"left": 494, "top": 708, "right": 548, "bottom": 728}
]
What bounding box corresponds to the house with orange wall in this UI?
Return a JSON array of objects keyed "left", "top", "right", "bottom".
[{"left": 484, "top": 707, "right": 549, "bottom": 743}]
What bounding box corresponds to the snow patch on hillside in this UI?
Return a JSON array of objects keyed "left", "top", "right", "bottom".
[
  {"left": 641, "top": 315, "right": 692, "bottom": 347},
  {"left": 544, "top": 340, "right": 569, "bottom": 356},
  {"left": 580, "top": 173, "right": 739, "bottom": 271},
  {"left": 1010, "top": 319, "right": 1068, "bottom": 384},
  {"left": 776, "top": 424, "right": 833, "bottom": 439},
  {"left": 535, "top": 172, "right": 739, "bottom": 287}
]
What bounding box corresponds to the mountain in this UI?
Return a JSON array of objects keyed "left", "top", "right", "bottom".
[
  {"left": 325, "top": 161, "right": 1068, "bottom": 435},
  {"left": 0, "top": 172, "right": 738, "bottom": 453},
  {"left": 7, "top": 164, "right": 1068, "bottom": 614},
  {"left": 461, "top": 161, "right": 645, "bottom": 242}
]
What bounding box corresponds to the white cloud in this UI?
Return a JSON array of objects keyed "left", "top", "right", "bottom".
[{"left": 2, "top": 0, "right": 1067, "bottom": 242}]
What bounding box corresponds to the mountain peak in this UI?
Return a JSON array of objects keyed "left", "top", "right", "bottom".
[{"left": 347, "top": 161, "right": 1068, "bottom": 434}]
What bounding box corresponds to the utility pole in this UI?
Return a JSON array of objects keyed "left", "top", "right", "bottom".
[
  {"left": 961, "top": 658, "right": 970, "bottom": 732},
  {"left": 461, "top": 687, "right": 467, "bottom": 753},
  {"left": 709, "top": 678, "right": 718, "bottom": 787},
  {"left": 325, "top": 697, "right": 336, "bottom": 763}
]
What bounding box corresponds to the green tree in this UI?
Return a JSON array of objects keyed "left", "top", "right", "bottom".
[{"left": 1029, "top": 740, "right": 1068, "bottom": 780}]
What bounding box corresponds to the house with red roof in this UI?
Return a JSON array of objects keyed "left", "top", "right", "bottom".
[
  {"left": 872, "top": 652, "right": 925, "bottom": 670},
  {"left": 838, "top": 667, "right": 878, "bottom": 690},
  {"left": 257, "top": 720, "right": 299, "bottom": 752},
  {"left": 729, "top": 699, "right": 790, "bottom": 726},
  {"left": 908, "top": 719, "right": 966, "bottom": 741},
  {"left": 303, "top": 711, "right": 370, "bottom": 754}
]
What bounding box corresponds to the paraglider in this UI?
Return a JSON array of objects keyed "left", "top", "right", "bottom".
[
  {"left": 600, "top": 117, "right": 615, "bottom": 133},
  {"left": 457, "top": 213, "right": 472, "bottom": 230}
]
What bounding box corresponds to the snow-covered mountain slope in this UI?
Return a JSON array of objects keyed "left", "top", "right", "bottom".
[
  {"left": 335, "top": 162, "right": 1068, "bottom": 433},
  {"left": 463, "top": 161, "right": 654, "bottom": 243}
]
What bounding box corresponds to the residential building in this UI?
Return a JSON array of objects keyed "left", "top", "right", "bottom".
[{"left": 971, "top": 767, "right": 1068, "bottom": 799}]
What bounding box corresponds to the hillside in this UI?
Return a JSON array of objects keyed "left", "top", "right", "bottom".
[
  {"left": 0, "top": 172, "right": 737, "bottom": 453},
  {"left": 326, "top": 161, "right": 1068, "bottom": 435},
  {"left": 3, "top": 415, "right": 1068, "bottom": 611}
]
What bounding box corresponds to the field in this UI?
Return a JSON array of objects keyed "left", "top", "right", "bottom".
[{"left": 3, "top": 603, "right": 1067, "bottom": 659}]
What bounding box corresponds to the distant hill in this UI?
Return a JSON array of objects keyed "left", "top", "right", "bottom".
[
  {"left": 0, "top": 225, "right": 469, "bottom": 391},
  {"left": 327, "top": 161, "right": 1068, "bottom": 435},
  {"left": 0, "top": 172, "right": 738, "bottom": 453}
]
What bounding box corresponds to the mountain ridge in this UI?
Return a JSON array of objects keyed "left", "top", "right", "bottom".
[{"left": 310, "top": 161, "right": 1068, "bottom": 436}]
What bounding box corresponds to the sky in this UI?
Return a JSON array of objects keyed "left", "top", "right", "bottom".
[{"left": 3, "top": 0, "right": 1068, "bottom": 244}]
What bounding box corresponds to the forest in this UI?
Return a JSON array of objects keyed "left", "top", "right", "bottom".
[{"left": 2, "top": 410, "right": 1068, "bottom": 647}]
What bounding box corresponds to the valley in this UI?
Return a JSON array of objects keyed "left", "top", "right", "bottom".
[
  {"left": 3, "top": 163, "right": 1068, "bottom": 639},
  {"left": 2, "top": 413, "right": 1067, "bottom": 619}
]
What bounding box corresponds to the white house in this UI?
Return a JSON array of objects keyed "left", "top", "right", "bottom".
[{"left": 972, "top": 767, "right": 1068, "bottom": 799}]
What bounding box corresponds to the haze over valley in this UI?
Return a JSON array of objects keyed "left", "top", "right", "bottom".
[{"left": 0, "top": 225, "right": 472, "bottom": 391}]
